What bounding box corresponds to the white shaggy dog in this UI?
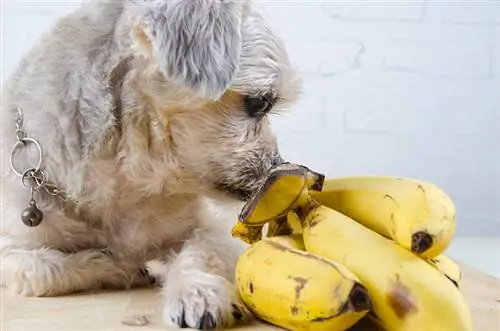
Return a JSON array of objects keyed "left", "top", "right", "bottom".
[{"left": 0, "top": 0, "right": 301, "bottom": 329}]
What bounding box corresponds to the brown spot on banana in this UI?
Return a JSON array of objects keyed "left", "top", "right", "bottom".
[
  {"left": 417, "top": 184, "right": 426, "bottom": 193},
  {"left": 311, "top": 313, "right": 342, "bottom": 322},
  {"left": 290, "top": 306, "right": 299, "bottom": 316},
  {"left": 308, "top": 219, "right": 319, "bottom": 228},
  {"left": 387, "top": 277, "right": 418, "bottom": 319},
  {"left": 249, "top": 282, "right": 254, "bottom": 294},
  {"left": 292, "top": 277, "right": 308, "bottom": 299},
  {"left": 445, "top": 275, "right": 459, "bottom": 288},
  {"left": 383, "top": 194, "right": 400, "bottom": 207}
]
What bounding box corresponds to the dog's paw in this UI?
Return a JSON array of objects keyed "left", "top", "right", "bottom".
[
  {"left": 2, "top": 253, "right": 58, "bottom": 297},
  {"left": 5, "top": 267, "right": 62, "bottom": 297},
  {"left": 161, "top": 273, "right": 251, "bottom": 330},
  {"left": 8, "top": 275, "right": 42, "bottom": 297}
]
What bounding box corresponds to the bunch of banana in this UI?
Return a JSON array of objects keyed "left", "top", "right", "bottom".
[{"left": 231, "top": 163, "right": 472, "bottom": 331}]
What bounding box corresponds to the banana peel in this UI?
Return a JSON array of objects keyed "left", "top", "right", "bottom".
[{"left": 237, "top": 163, "right": 324, "bottom": 227}]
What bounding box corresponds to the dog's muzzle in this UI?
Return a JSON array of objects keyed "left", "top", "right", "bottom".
[{"left": 216, "top": 154, "right": 286, "bottom": 202}]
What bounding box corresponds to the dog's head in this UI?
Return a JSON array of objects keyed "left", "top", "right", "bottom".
[{"left": 122, "top": 1, "right": 301, "bottom": 202}]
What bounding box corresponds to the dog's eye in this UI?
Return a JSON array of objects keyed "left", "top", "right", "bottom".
[{"left": 243, "top": 95, "right": 274, "bottom": 118}]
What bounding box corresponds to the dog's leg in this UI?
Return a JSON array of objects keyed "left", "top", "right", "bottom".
[
  {"left": 160, "top": 227, "right": 251, "bottom": 330},
  {"left": 1, "top": 238, "right": 154, "bottom": 297}
]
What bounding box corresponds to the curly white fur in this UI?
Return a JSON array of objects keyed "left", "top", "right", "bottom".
[{"left": 0, "top": 0, "right": 301, "bottom": 329}]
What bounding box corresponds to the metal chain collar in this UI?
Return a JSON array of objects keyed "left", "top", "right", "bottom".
[{"left": 9, "top": 106, "right": 73, "bottom": 226}]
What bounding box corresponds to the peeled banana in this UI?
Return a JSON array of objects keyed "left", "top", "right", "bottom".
[
  {"left": 298, "top": 202, "right": 473, "bottom": 331},
  {"left": 238, "top": 163, "right": 323, "bottom": 226},
  {"left": 310, "top": 176, "right": 456, "bottom": 258},
  {"left": 233, "top": 163, "right": 319, "bottom": 243},
  {"left": 235, "top": 235, "right": 372, "bottom": 331}
]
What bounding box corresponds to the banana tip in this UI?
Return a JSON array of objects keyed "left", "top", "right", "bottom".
[
  {"left": 411, "top": 231, "right": 433, "bottom": 254},
  {"left": 348, "top": 283, "right": 372, "bottom": 312}
]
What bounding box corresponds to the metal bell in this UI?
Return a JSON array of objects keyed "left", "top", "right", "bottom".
[{"left": 21, "top": 201, "right": 43, "bottom": 227}]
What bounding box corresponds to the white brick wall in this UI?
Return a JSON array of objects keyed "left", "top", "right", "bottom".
[{"left": 1, "top": 1, "right": 499, "bottom": 237}]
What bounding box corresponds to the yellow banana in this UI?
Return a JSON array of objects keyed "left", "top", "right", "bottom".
[
  {"left": 310, "top": 176, "right": 456, "bottom": 258},
  {"left": 427, "top": 255, "right": 462, "bottom": 288},
  {"left": 298, "top": 201, "right": 473, "bottom": 331},
  {"left": 238, "top": 163, "right": 324, "bottom": 227},
  {"left": 235, "top": 235, "right": 372, "bottom": 331}
]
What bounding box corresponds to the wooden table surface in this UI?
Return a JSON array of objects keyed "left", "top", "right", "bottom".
[{"left": 1, "top": 262, "right": 499, "bottom": 331}]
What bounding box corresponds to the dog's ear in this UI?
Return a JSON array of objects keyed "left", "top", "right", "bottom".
[{"left": 128, "top": 0, "right": 244, "bottom": 100}]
